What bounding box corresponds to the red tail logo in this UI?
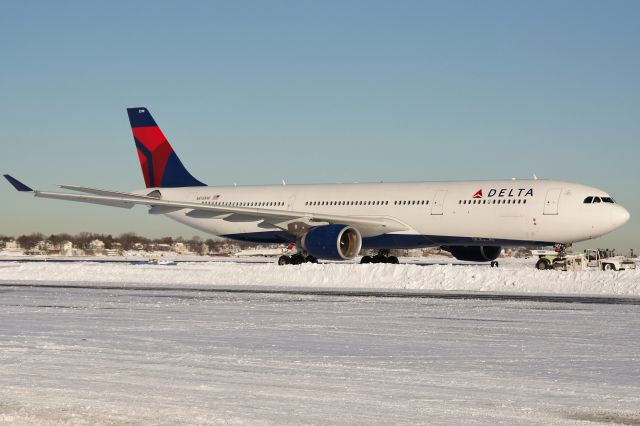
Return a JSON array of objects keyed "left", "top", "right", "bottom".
[{"left": 473, "top": 189, "right": 483, "bottom": 199}]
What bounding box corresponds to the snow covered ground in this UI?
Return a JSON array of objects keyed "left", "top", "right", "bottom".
[
  {"left": 0, "top": 284, "right": 639, "bottom": 425},
  {"left": 1, "top": 260, "right": 640, "bottom": 424},
  {"left": 1, "top": 257, "right": 639, "bottom": 297}
]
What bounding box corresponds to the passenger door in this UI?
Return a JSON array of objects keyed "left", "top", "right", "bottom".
[
  {"left": 431, "top": 190, "right": 447, "bottom": 215},
  {"left": 543, "top": 189, "right": 561, "bottom": 215}
]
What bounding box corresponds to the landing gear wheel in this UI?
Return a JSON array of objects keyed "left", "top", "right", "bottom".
[
  {"left": 387, "top": 256, "right": 399, "bottom": 264},
  {"left": 278, "top": 255, "right": 291, "bottom": 266},
  {"left": 535, "top": 258, "right": 550, "bottom": 270},
  {"left": 490, "top": 261, "right": 499, "bottom": 268},
  {"left": 360, "top": 255, "right": 372, "bottom": 264},
  {"left": 372, "top": 254, "right": 388, "bottom": 264},
  {"left": 290, "top": 254, "right": 306, "bottom": 265},
  {"left": 305, "top": 255, "right": 318, "bottom": 264}
]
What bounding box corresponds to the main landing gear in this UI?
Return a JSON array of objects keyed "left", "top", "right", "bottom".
[
  {"left": 360, "top": 250, "right": 399, "bottom": 264},
  {"left": 278, "top": 254, "right": 318, "bottom": 265}
]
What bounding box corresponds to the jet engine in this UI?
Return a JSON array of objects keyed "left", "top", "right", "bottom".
[
  {"left": 302, "top": 224, "right": 362, "bottom": 261},
  {"left": 445, "top": 246, "right": 502, "bottom": 262}
]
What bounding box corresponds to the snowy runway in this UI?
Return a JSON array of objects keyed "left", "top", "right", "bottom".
[
  {"left": 1, "top": 282, "right": 639, "bottom": 425},
  {"left": 1, "top": 257, "right": 640, "bottom": 297}
]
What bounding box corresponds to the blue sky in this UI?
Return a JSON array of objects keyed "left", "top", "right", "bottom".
[{"left": 1, "top": 1, "right": 638, "bottom": 251}]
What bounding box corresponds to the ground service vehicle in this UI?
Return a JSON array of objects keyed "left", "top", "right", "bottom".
[{"left": 536, "top": 249, "right": 636, "bottom": 271}]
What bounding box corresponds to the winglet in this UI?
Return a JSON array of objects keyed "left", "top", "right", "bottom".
[{"left": 3, "top": 175, "right": 34, "bottom": 192}]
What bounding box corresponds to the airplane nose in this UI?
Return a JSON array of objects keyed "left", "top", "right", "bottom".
[{"left": 612, "top": 205, "right": 631, "bottom": 228}]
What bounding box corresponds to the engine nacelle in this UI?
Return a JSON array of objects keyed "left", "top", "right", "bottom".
[
  {"left": 302, "top": 224, "right": 362, "bottom": 261},
  {"left": 445, "top": 246, "right": 502, "bottom": 262}
]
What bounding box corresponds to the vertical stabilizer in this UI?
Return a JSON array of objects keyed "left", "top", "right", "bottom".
[{"left": 127, "top": 107, "right": 205, "bottom": 188}]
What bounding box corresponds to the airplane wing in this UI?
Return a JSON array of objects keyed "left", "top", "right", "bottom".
[{"left": 4, "top": 175, "right": 410, "bottom": 236}]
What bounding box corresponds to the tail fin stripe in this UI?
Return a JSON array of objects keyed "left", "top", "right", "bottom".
[{"left": 134, "top": 139, "right": 154, "bottom": 188}]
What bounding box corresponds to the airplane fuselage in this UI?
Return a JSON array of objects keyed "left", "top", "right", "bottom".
[{"left": 148, "top": 179, "right": 629, "bottom": 249}]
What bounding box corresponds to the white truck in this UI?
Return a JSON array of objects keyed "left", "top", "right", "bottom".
[{"left": 535, "top": 249, "right": 636, "bottom": 271}]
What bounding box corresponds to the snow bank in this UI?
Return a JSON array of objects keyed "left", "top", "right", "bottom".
[{"left": 1, "top": 259, "right": 639, "bottom": 296}]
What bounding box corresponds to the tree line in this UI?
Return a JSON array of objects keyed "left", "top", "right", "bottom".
[{"left": 0, "top": 232, "right": 260, "bottom": 252}]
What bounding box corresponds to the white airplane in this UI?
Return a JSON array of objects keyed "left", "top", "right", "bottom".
[{"left": 4, "top": 107, "right": 630, "bottom": 265}]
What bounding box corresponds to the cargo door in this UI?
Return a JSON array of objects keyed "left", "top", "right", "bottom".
[
  {"left": 543, "top": 188, "right": 561, "bottom": 215},
  {"left": 431, "top": 190, "right": 447, "bottom": 215}
]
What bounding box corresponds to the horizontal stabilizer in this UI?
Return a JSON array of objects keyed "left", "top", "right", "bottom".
[{"left": 4, "top": 175, "right": 33, "bottom": 192}]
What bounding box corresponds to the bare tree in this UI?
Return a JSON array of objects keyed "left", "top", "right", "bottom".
[{"left": 17, "top": 233, "right": 45, "bottom": 250}]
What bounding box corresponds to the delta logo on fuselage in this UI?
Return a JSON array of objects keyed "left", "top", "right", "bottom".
[{"left": 473, "top": 188, "right": 534, "bottom": 198}]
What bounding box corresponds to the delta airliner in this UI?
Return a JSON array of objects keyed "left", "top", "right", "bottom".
[{"left": 4, "top": 108, "right": 630, "bottom": 265}]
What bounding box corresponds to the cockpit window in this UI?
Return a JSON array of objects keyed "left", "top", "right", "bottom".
[{"left": 584, "top": 195, "right": 615, "bottom": 204}]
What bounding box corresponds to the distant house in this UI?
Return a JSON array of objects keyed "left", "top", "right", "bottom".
[
  {"left": 60, "top": 241, "right": 74, "bottom": 256},
  {"left": 37, "top": 240, "right": 54, "bottom": 251},
  {"left": 89, "top": 239, "right": 105, "bottom": 252},
  {"left": 1, "top": 240, "right": 23, "bottom": 255},
  {"left": 172, "top": 242, "right": 188, "bottom": 254},
  {"left": 4, "top": 240, "right": 19, "bottom": 250}
]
